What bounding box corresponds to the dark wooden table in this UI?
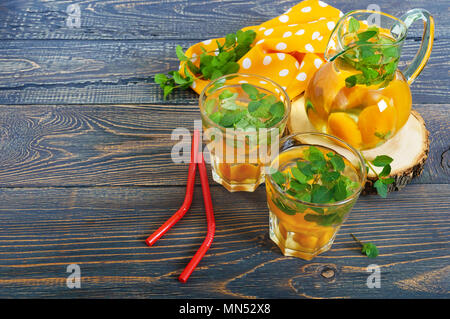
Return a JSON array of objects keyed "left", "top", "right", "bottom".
[{"left": 0, "top": 0, "right": 448, "bottom": 299}]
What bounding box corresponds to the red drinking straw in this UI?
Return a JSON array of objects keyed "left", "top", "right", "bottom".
[
  {"left": 145, "top": 129, "right": 215, "bottom": 283},
  {"left": 144, "top": 130, "right": 199, "bottom": 247},
  {"left": 178, "top": 147, "right": 215, "bottom": 283}
]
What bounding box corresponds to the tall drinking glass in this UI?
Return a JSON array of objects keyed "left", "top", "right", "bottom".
[
  {"left": 266, "top": 132, "right": 366, "bottom": 260},
  {"left": 200, "top": 73, "right": 291, "bottom": 192}
]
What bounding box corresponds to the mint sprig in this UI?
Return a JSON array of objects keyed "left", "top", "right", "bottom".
[
  {"left": 206, "top": 83, "right": 285, "bottom": 130},
  {"left": 270, "top": 146, "right": 361, "bottom": 226},
  {"left": 364, "top": 155, "right": 394, "bottom": 198},
  {"left": 154, "top": 29, "right": 256, "bottom": 99},
  {"left": 351, "top": 233, "right": 379, "bottom": 258},
  {"left": 271, "top": 147, "right": 360, "bottom": 205},
  {"left": 342, "top": 17, "right": 399, "bottom": 88}
]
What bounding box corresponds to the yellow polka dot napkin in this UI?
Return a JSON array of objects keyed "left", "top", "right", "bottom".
[{"left": 179, "top": 0, "right": 342, "bottom": 100}]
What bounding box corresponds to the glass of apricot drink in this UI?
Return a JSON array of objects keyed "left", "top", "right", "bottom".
[
  {"left": 305, "top": 9, "right": 434, "bottom": 150},
  {"left": 266, "top": 133, "right": 366, "bottom": 260},
  {"left": 200, "top": 73, "right": 291, "bottom": 192}
]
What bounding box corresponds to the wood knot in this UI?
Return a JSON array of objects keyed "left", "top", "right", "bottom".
[{"left": 321, "top": 267, "right": 335, "bottom": 279}]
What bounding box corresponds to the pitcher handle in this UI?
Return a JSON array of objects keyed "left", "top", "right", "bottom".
[{"left": 400, "top": 8, "right": 434, "bottom": 85}]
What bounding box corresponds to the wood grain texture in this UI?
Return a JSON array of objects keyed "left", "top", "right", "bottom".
[
  {"left": 0, "top": 0, "right": 448, "bottom": 40},
  {"left": 0, "top": 184, "right": 448, "bottom": 298},
  {"left": 0, "top": 38, "right": 448, "bottom": 105},
  {"left": 0, "top": 0, "right": 448, "bottom": 299},
  {"left": 0, "top": 103, "right": 447, "bottom": 187}
]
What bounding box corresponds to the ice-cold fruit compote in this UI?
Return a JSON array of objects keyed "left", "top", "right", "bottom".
[
  {"left": 200, "top": 74, "right": 290, "bottom": 192},
  {"left": 266, "top": 144, "right": 364, "bottom": 260},
  {"left": 305, "top": 18, "right": 412, "bottom": 150}
]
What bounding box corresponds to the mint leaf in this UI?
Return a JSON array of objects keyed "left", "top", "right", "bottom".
[
  {"left": 295, "top": 192, "right": 311, "bottom": 203},
  {"left": 330, "top": 154, "right": 345, "bottom": 172},
  {"left": 297, "top": 161, "right": 314, "bottom": 179},
  {"left": 219, "top": 89, "right": 234, "bottom": 100},
  {"left": 361, "top": 243, "right": 379, "bottom": 258},
  {"left": 363, "top": 67, "right": 379, "bottom": 80},
  {"left": 290, "top": 179, "right": 310, "bottom": 192},
  {"left": 209, "top": 111, "right": 222, "bottom": 124},
  {"left": 374, "top": 179, "right": 388, "bottom": 198},
  {"left": 211, "top": 69, "right": 223, "bottom": 80},
  {"left": 273, "top": 198, "right": 296, "bottom": 215},
  {"left": 384, "top": 61, "right": 397, "bottom": 75},
  {"left": 271, "top": 170, "right": 286, "bottom": 187},
  {"left": 186, "top": 60, "right": 200, "bottom": 74},
  {"left": 221, "top": 62, "right": 240, "bottom": 75},
  {"left": 269, "top": 101, "right": 285, "bottom": 118},
  {"left": 381, "top": 177, "right": 395, "bottom": 185},
  {"left": 248, "top": 101, "right": 261, "bottom": 113},
  {"left": 311, "top": 185, "right": 333, "bottom": 204},
  {"left": 382, "top": 46, "right": 399, "bottom": 59},
  {"left": 175, "top": 45, "right": 188, "bottom": 61},
  {"left": 348, "top": 17, "right": 360, "bottom": 33},
  {"left": 379, "top": 164, "right": 391, "bottom": 177},
  {"left": 205, "top": 99, "right": 216, "bottom": 114},
  {"left": 225, "top": 33, "right": 236, "bottom": 47},
  {"left": 305, "top": 213, "right": 341, "bottom": 227},
  {"left": 241, "top": 83, "right": 259, "bottom": 99},
  {"left": 322, "top": 171, "right": 341, "bottom": 183},
  {"left": 163, "top": 85, "right": 174, "bottom": 99},
  {"left": 249, "top": 101, "right": 270, "bottom": 118},
  {"left": 263, "top": 116, "right": 282, "bottom": 128},
  {"left": 372, "top": 155, "right": 393, "bottom": 167},
  {"left": 235, "top": 117, "right": 250, "bottom": 129},
  {"left": 219, "top": 110, "right": 243, "bottom": 127},
  {"left": 333, "top": 180, "right": 348, "bottom": 201},
  {"left": 172, "top": 71, "right": 190, "bottom": 85},
  {"left": 357, "top": 30, "right": 378, "bottom": 42},
  {"left": 154, "top": 73, "right": 168, "bottom": 86},
  {"left": 291, "top": 167, "right": 308, "bottom": 184}
]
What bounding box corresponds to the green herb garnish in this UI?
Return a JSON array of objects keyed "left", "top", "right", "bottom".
[
  {"left": 364, "top": 155, "right": 394, "bottom": 198},
  {"left": 207, "top": 83, "right": 285, "bottom": 129},
  {"left": 271, "top": 147, "right": 360, "bottom": 205},
  {"left": 351, "top": 233, "right": 379, "bottom": 258},
  {"left": 341, "top": 18, "right": 399, "bottom": 88},
  {"left": 154, "top": 29, "right": 256, "bottom": 99},
  {"left": 270, "top": 146, "right": 361, "bottom": 225}
]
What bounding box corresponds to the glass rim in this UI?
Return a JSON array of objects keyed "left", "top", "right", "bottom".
[
  {"left": 329, "top": 9, "right": 407, "bottom": 62},
  {"left": 266, "top": 132, "right": 367, "bottom": 208},
  {"left": 199, "top": 73, "right": 291, "bottom": 133}
]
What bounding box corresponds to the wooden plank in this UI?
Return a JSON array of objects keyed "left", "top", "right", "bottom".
[
  {"left": 0, "top": 184, "right": 448, "bottom": 298},
  {"left": 0, "top": 0, "right": 447, "bottom": 40},
  {"left": 0, "top": 103, "right": 447, "bottom": 187},
  {"left": 0, "top": 38, "right": 447, "bottom": 105}
]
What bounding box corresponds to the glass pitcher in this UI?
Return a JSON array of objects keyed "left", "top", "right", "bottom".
[{"left": 304, "top": 9, "right": 434, "bottom": 150}]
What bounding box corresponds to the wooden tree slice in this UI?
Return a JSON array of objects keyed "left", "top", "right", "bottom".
[{"left": 287, "top": 95, "right": 429, "bottom": 195}]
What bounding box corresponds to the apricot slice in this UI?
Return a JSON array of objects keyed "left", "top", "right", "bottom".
[
  {"left": 218, "top": 163, "right": 231, "bottom": 180},
  {"left": 358, "top": 100, "right": 397, "bottom": 149},
  {"left": 380, "top": 79, "right": 412, "bottom": 130},
  {"left": 327, "top": 112, "right": 363, "bottom": 149},
  {"left": 219, "top": 163, "right": 260, "bottom": 182},
  {"left": 230, "top": 163, "right": 260, "bottom": 182},
  {"left": 293, "top": 233, "right": 319, "bottom": 251},
  {"left": 317, "top": 228, "right": 335, "bottom": 248},
  {"left": 305, "top": 62, "right": 343, "bottom": 116},
  {"left": 332, "top": 86, "right": 368, "bottom": 111}
]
